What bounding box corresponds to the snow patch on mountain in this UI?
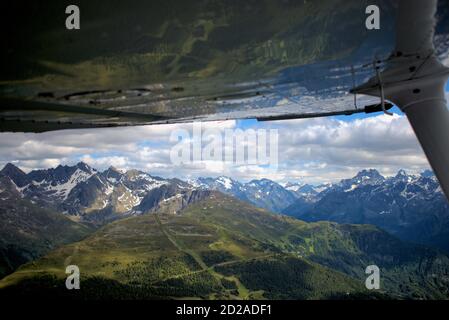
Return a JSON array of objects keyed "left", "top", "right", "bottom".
[
  {"left": 217, "top": 176, "right": 233, "bottom": 190},
  {"left": 45, "top": 169, "right": 94, "bottom": 200}
]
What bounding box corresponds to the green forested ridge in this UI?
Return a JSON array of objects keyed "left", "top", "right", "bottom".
[
  {"left": 1, "top": 192, "right": 448, "bottom": 300},
  {"left": 0, "top": 193, "right": 93, "bottom": 279}
]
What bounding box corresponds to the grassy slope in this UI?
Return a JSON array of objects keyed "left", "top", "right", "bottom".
[
  {"left": 0, "top": 198, "right": 93, "bottom": 279},
  {"left": 183, "top": 194, "right": 449, "bottom": 299},
  {"left": 1, "top": 192, "right": 448, "bottom": 299}
]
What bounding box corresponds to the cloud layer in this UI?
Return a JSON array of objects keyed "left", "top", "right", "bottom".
[{"left": 0, "top": 113, "right": 429, "bottom": 184}]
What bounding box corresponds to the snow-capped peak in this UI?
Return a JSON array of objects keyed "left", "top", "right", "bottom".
[
  {"left": 46, "top": 168, "right": 94, "bottom": 200},
  {"left": 216, "top": 176, "right": 234, "bottom": 190}
]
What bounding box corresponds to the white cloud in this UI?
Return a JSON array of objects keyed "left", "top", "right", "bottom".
[
  {"left": 0, "top": 114, "right": 431, "bottom": 184},
  {"left": 80, "top": 155, "right": 130, "bottom": 169}
]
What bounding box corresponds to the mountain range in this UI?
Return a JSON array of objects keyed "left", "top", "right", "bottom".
[
  {"left": 1, "top": 161, "right": 449, "bottom": 299},
  {"left": 1, "top": 162, "right": 447, "bottom": 252},
  {"left": 282, "top": 169, "right": 449, "bottom": 252},
  {"left": 2, "top": 191, "right": 449, "bottom": 299},
  {"left": 1, "top": 162, "right": 308, "bottom": 224},
  {"left": 0, "top": 173, "right": 92, "bottom": 278}
]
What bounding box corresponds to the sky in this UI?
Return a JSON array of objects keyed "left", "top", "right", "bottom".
[{"left": 0, "top": 102, "right": 439, "bottom": 185}]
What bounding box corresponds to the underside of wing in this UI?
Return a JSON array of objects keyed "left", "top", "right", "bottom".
[{"left": 1, "top": 0, "right": 448, "bottom": 132}]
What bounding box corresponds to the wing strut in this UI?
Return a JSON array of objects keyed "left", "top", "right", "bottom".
[{"left": 353, "top": 0, "right": 449, "bottom": 199}]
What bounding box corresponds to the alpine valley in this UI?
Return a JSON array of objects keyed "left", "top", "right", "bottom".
[{"left": 1, "top": 162, "right": 449, "bottom": 299}]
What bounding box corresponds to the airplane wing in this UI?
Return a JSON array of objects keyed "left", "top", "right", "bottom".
[
  {"left": 2, "top": 0, "right": 448, "bottom": 132},
  {"left": 0, "top": 0, "right": 417, "bottom": 132},
  {"left": 2, "top": 0, "right": 449, "bottom": 200}
]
